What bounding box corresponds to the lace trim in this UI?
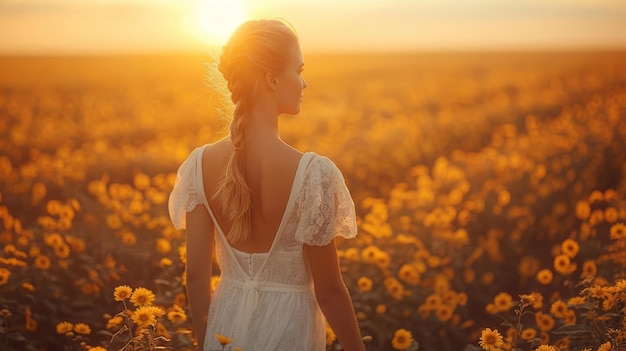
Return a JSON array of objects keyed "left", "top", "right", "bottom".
[
  {"left": 168, "top": 146, "right": 205, "bottom": 230},
  {"left": 294, "top": 156, "right": 357, "bottom": 246}
]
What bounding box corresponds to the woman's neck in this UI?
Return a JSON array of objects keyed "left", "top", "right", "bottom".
[{"left": 245, "top": 103, "right": 282, "bottom": 151}]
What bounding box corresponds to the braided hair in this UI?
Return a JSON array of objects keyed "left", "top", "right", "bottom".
[{"left": 214, "top": 19, "right": 298, "bottom": 244}]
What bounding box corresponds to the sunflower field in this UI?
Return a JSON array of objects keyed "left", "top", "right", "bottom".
[{"left": 0, "top": 52, "right": 625, "bottom": 351}]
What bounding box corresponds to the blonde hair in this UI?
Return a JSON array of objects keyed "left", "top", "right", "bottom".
[{"left": 214, "top": 19, "right": 299, "bottom": 244}]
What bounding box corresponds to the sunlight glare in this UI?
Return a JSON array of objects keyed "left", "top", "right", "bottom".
[{"left": 187, "top": 0, "right": 246, "bottom": 46}]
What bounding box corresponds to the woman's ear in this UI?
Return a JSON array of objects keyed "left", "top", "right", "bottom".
[{"left": 265, "top": 72, "right": 278, "bottom": 90}]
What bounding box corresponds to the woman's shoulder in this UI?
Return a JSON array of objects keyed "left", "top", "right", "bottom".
[
  {"left": 304, "top": 152, "right": 344, "bottom": 179},
  {"left": 195, "top": 138, "right": 234, "bottom": 171}
]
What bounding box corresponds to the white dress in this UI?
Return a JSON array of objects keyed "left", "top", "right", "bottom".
[{"left": 168, "top": 144, "right": 357, "bottom": 351}]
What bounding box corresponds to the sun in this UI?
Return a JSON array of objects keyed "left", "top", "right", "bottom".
[{"left": 185, "top": 0, "right": 247, "bottom": 47}]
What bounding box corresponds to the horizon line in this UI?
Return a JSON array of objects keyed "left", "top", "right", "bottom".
[{"left": 2, "top": 46, "right": 626, "bottom": 58}]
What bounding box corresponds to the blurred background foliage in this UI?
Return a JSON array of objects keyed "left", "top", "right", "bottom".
[{"left": 0, "top": 52, "right": 625, "bottom": 350}]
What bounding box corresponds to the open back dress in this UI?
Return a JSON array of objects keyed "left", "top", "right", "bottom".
[{"left": 168, "top": 144, "right": 357, "bottom": 351}]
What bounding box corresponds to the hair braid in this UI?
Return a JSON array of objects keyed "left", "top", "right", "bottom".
[
  {"left": 217, "top": 93, "right": 252, "bottom": 243},
  {"left": 211, "top": 19, "right": 298, "bottom": 244}
]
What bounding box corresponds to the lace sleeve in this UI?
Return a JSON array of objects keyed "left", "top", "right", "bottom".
[
  {"left": 295, "top": 156, "right": 357, "bottom": 246},
  {"left": 168, "top": 147, "right": 205, "bottom": 230}
]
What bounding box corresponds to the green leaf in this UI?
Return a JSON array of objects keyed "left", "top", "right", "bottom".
[
  {"left": 500, "top": 320, "right": 514, "bottom": 329},
  {"left": 599, "top": 312, "right": 620, "bottom": 318},
  {"left": 96, "top": 329, "right": 113, "bottom": 337},
  {"left": 552, "top": 324, "right": 593, "bottom": 335},
  {"left": 8, "top": 331, "right": 27, "bottom": 341},
  {"left": 154, "top": 279, "right": 171, "bottom": 286}
]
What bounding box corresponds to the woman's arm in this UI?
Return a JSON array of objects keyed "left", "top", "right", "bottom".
[
  {"left": 185, "top": 206, "right": 215, "bottom": 350},
  {"left": 305, "top": 240, "right": 366, "bottom": 351}
]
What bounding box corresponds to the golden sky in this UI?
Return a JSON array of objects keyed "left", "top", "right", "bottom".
[{"left": 1, "top": 0, "right": 625, "bottom": 54}]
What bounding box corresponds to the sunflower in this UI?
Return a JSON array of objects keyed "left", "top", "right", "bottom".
[
  {"left": 464, "top": 268, "right": 476, "bottom": 283},
  {"left": 130, "top": 287, "right": 155, "bottom": 307},
  {"left": 398, "top": 264, "right": 420, "bottom": 285},
  {"left": 171, "top": 293, "right": 186, "bottom": 308},
  {"left": 423, "top": 294, "right": 442, "bottom": 310},
  {"left": 120, "top": 231, "right": 137, "bottom": 246},
  {"left": 597, "top": 341, "right": 611, "bottom": 351},
  {"left": 43, "top": 233, "right": 64, "bottom": 248},
  {"left": 604, "top": 207, "right": 618, "bottom": 223},
  {"left": 435, "top": 305, "right": 454, "bottom": 322},
  {"left": 610, "top": 223, "right": 626, "bottom": 240},
  {"left": 147, "top": 305, "right": 165, "bottom": 318},
  {"left": 518, "top": 256, "right": 540, "bottom": 278},
  {"left": 520, "top": 328, "right": 536, "bottom": 341},
  {"left": 361, "top": 245, "right": 380, "bottom": 263},
  {"left": 564, "top": 310, "right": 576, "bottom": 325},
  {"left": 344, "top": 247, "right": 360, "bottom": 261},
  {"left": 581, "top": 260, "right": 597, "bottom": 279},
  {"left": 132, "top": 306, "right": 158, "bottom": 327},
  {"left": 384, "top": 277, "right": 405, "bottom": 301},
  {"left": 585, "top": 285, "right": 608, "bottom": 299},
  {"left": 567, "top": 296, "right": 586, "bottom": 306},
  {"left": 478, "top": 328, "right": 504, "bottom": 351},
  {"left": 74, "top": 323, "right": 91, "bottom": 335},
  {"left": 560, "top": 239, "right": 579, "bottom": 258},
  {"left": 485, "top": 303, "right": 498, "bottom": 314},
  {"left": 588, "top": 209, "right": 604, "bottom": 227},
  {"left": 89, "top": 347, "right": 107, "bottom": 351},
  {"left": 325, "top": 323, "right": 336, "bottom": 346},
  {"left": 391, "top": 328, "right": 413, "bottom": 350},
  {"left": 536, "top": 269, "right": 553, "bottom": 285},
  {"left": 457, "top": 292, "right": 468, "bottom": 306},
  {"left": 215, "top": 334, "right": 232, "bottom": 346},
  {"left": 493, "top": 292, "right": 513, "bottom": 312},
  {"left": 56, "top": 321, "right": 73, "bottom": 334},
  {"left": 601, "top": 294, "right": 615, "bottom": 310},
  {"left": 375, "top": 251, "right": 391, "bottom": 269},
  {"left": 519, "top": 292, "right": 537, "bottom": 307},
  {"left": 535, "top": 312, "right": 555, "bottom": 332},
  {"left": 106, "top": 316, "right": 124, "bottom": 330},
  {"left": 156, "top": 238, "right": 171, "bottom": 255},
  {"left": 375, "top": 304, "right": 386, "bottom": 314},
  {"left": 46, "top": 200, "right": 61, "bottom": 215},
  {"left": 106, "top": 214, "right": 122, "bottom": 230},
  {"left": 553, "top": 254, "right": 576, "bottom": 275},
  {"left": 575, "top": 200, "right": 591, "bottom": 220},
  {"left": 549, "top": 300, "right": 569, "bottom": 319},
  {"left": 33, "top": 255, "right": 51, "bottom": 270},
  {"left": 134, "top": 173, "right": 151, "bottom": 190},
  {"left": 21, "top": 282, "right": 34, "bottom": 292},
  {"left": 114, "top": 285, "right": 133, "bottom": 301},
  {"left": 54, "top": 244, "right": 70, "bottom": 259},
  {"left": 167, "top": 304, "right": 187, "bottom": 324},
  {"left": 357, "top": 277, "right": 373, "bottom": 292},
  {"left": 0, "top": 268, "right": 10, "bottom": 286},
  {"left": 24, "top": 309, "right": 36, "bottom": 331},
  {"left": 211, "top": 275, "right": 221, "bottom": 292},
  {"left": 160, "top": 257, "right": 173, "bottom": 267}
]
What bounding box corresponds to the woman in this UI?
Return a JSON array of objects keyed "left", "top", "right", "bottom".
[{"left": 169, "top": 19, "right": 366, "bottom": 351}]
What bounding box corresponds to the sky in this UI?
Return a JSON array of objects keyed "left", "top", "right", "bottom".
[{"left": 1, "top": 0, "right": 626, "bottom": 55}]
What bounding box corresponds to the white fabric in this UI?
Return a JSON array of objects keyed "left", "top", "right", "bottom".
[{"left": 168, "top": 144, "right": 358, "bottom": 351}]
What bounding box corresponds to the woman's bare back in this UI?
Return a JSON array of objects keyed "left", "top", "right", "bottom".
[{"left": 201, "top": 138, "right": 303, "bottom": 253}]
